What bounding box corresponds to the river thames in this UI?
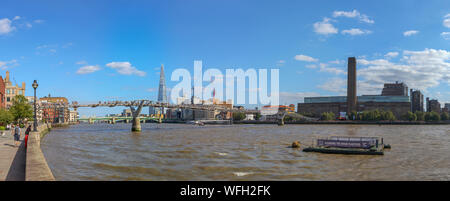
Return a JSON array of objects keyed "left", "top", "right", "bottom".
[{"left": 41, "top": 123, "right": 450, "bottom": 180}]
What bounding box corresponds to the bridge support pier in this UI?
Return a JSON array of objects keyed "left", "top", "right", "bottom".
[
  {"left": 89, "top": 118, "right": 94, "bottom": 124},
  {"left": 132, "top": 117, "right": 141, "bottom": 132},
  {"left": 111, "top": 117, "right": 116, "bottom": 124}
]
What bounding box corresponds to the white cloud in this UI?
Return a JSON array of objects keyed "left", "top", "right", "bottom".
[
  {"left": 385, "top": 52, "right": 399, "bottom": 58},
  {"left": 341, "top": 28, "right": 372, "bottom": 35},
  {"left": 442, "top": 32, "right": 450, "bottom": 40},
  {"left": 403, "top": 30, "right": 419, "bottom": 36},
  {"left": 295, "top": 54, "right": 318, "bottom": 62},
  {"left": 358, "top": 49, "right": 450, "bottom": 92},
  {"left": 329, "top": 60, "right": 343, "bottom": 64},
  {"left": 332, "top": 9, "right": 374, "bottom": 24},
  {"left": 313, "top": 18, "right": 338, "bottom": 35},
  {"left": 33, "top": 19, "right": 44, "bottom": 24},
  {"left": 76, "top": 60, "right": 88, "bottom": 65},
  {"left": 318, "top": 63, "right": 346, "bottom": 75},
  {"left": 0, "top": 18, "right": 15, "bottom": 35},
  {"left": 0, "top": 59, "right": 18, "bottom": 70},
  {"left": 318, "top": 77, "right": 347, "bottom": 94},
  {"left": 13, "top": 16, "right": 21, "bottom": 20},
  {"left": 305, "top": 64, "right": 317, "bottom": 69},
  {"left": 76, "top": 65, "right": 101, "bottom": 74},
  {"left": 106, "top": 62, "right": 146, "bottom": 76}
]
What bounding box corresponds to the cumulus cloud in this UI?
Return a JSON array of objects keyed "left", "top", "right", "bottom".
[
  {"left": 305, "top": 64, "right": 317, "bottom": 69},
  {"left": 441, "top": 32, "right": 450, "bottom": 40},
  {"left": 0, "top": 18, "right": 15, "bottom": 35},
  {"left": 295, "top": 54, "right": 319, "bottom": 62},
  {"left": 341, "top": 28, "right": 372, "bottom": 35},
  {"left": 313, "top": 18, "right": 338, "bottom": 35},
  {"left": 444, "top": 14, "right": 450, "bottom": 28},
  {"left": 106, "top": 62, "right": 146, "bottom": 76},
  {"left": 332, "top": 9, "right": 374, "bottom": 24},
  {"left": 76, "top": 65, "right": 101, "bottom": 74},
  {"left": 358, "top": 49, "right": 450, "bottom": 92},
  {"left": 403, "top": 30, "right": 419, "bottom": 36},
  {"left": 385, "top": 52, "right": 399, "bottom": 58}
]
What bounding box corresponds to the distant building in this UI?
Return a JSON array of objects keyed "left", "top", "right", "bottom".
[
  {"left": 3, "top": 71, "right": 26, "bottom": 108},
  {"left": 69, "top": 110, "right": 79, "bottom": 122},
  {"left": 122, "top": 109, "right": 132, "bottom": 117},
  {"left": 297, "top": 57, "right": 411, "bottom": 119},
  {"left": 39, "top": 94, "right": 70, "bottom": 123},
  {"left": 0, "top": 76, "right": 5, "bottom": 109},
  {"left": 443, "top": 103, "right": 450, "bottom": 113},
  {"left": 410, "top": 89, "right": 424, "bottom": 112},
  {"left": 426, "top": 98, "right": 441, "bottom": 113},
  {"left": 381, "top": 81, "right": 408, "bottom": 96},
  {"left": 298, "top": 95, "right": 411, "bottom": 119},
  {"left": 158, "top": 64, "right": 167, "bottom": 103}
]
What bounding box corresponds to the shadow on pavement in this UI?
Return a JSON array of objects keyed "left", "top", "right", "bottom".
[{"left": 5, "top": 140, "right": 26, "bottom": 181}]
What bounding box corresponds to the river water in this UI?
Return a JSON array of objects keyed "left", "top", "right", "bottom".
[{"left": 41, "top": 123, "right": 450, "bottom": 180}]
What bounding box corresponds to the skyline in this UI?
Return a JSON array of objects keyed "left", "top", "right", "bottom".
[{"left": 1, "top": 0, "right": 450, "bottom": 116}]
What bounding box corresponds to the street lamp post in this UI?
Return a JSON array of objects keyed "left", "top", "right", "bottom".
[{"left": 32, "top": 80, "right": 38, "bottom": 131}]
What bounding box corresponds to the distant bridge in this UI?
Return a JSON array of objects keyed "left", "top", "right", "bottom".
[{"left": 60, "top": 100, "right": 316, "bottom": 131}]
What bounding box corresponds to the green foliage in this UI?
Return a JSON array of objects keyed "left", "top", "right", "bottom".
[
  {"left": 415, "top": 111, "right": 425, "bottom": 121},
  {"left": 254, "top": 113, "right": 262, "bottom": 120},
  {"left": 441, "top": 112, "right": 449, "bottom": 121},
  {"left": 425, "top": 111, "right": 441, "bottom": 122},
  {"left": 359, "top": 109, "right": 396, "bottom": 121},
  {"left": 9, "top": 95, "right": 33, "bottom": 123},
  {"left": 404, "top": 112, "right": 417, "bottom": 121},
  {"left": 300, "top": 112, "right": 315, "bottom": 118},
  {"left": 320, "top": 112, "right": 335, "bottom": 120},
  {"left": 232, "top": 112, "right": 246, "bottom": 121},
  {"left": 0, "top": 109, "right": 14, "bottom": 125},
  {"left": 0, "top": 126, "right": 5, "bottom": 130}
]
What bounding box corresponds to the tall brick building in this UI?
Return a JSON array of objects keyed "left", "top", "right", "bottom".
[
  {"left": 410, "top": 89, "right": 424, "bottom": 113},
  {"left": 297, "top": 57, "right": 411, "bottom": 119},
  {"left": 0, "top": 76, "right": 5, "bottom": 109}
]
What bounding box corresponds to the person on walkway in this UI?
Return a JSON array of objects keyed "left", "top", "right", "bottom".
[
  {"left": 13, "top": 124, "right": 21, "bottom": 147},
  {"left": 24, "top": 125, "right": 31, "bottom": 148}
]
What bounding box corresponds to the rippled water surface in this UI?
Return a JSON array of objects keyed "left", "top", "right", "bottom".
[{"left": 41, "top": 123, "right": 450, "bottom": 180}]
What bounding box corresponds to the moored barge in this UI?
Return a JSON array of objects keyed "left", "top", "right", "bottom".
[{"left": 303, "top": 136, "right": 390, "bottom": 155}]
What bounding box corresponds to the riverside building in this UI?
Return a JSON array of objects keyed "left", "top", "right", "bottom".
[{"left": 297, "top": 57, "right": 411, "bottom": 119}]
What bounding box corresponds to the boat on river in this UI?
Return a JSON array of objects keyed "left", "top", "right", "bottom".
[{"left": 302, "top": 136, "right": 390, "bottom": 155}]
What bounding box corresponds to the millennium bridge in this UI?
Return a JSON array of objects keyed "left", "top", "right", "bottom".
[{"left": 39, "top": 100, "right": 316, "bottom": 132}]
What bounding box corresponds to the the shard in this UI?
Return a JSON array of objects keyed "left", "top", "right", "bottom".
[{"left": 158, "top": 64, "right": 167, "bottom": 103}]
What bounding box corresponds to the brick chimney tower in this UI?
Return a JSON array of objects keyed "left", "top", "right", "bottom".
[{"left": 347, "top": 57, "right": 357, "bottom": 114}]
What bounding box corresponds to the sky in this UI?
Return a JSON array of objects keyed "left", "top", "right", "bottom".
[{"left": 1, "top": 0, "right": 449, "bottom": 116}]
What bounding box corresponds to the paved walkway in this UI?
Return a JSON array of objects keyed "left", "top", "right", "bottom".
[{"left": 0, "top": 131, "right": 26, "bottom": 181}]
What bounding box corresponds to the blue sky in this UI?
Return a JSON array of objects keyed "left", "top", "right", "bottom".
[{"left": 1, "top": 0, "right": 449, "bottom": 116}]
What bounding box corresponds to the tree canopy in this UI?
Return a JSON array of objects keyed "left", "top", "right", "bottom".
[{"left": 9, "top": 95, "right": 33, "bottom": 123}]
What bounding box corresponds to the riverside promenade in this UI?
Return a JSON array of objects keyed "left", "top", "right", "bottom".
[
  {"left": 0, "top": 131, "right": 25, "bottom": 181},
  {"left": 0, "top": 124, "right": 55, "bottom": 181}
]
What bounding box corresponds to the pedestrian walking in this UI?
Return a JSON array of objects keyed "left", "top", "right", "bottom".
[
  {"left": 25, "top": 125, "right": 31, "bottom": 148},
  {"left": 13, "top": 124, "right": 21, "bottom": 147}
]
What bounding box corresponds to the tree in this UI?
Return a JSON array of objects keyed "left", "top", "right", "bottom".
[
  {"left": 0, "top": 109, "right": 13, "bottom": 126},
  {"left": 381, "top": 111, "right": 396, "bottom": 121},
  {"left": 9, "top": 95, "right": 33, "bottom": 123},
  {"left": 320, "top": 112, "right": 335, "bottom": 120},
  {"left": 441, "top": 112, "right": 449, "bottom": 121},
  {"left": 254, "top": 113, "right": 262, "bottom": 120},
  {"left": 425, "top": 112, "right": 440, "bottom": 122},
  {"left": 232, "top": 112, "right": 246, "bottom": 121},
  {"left": 415, "top": 111, "right": 425, "bottom": 121},
  {"left": 404, "top": 112, "right": 417, "bottom": 121}
]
